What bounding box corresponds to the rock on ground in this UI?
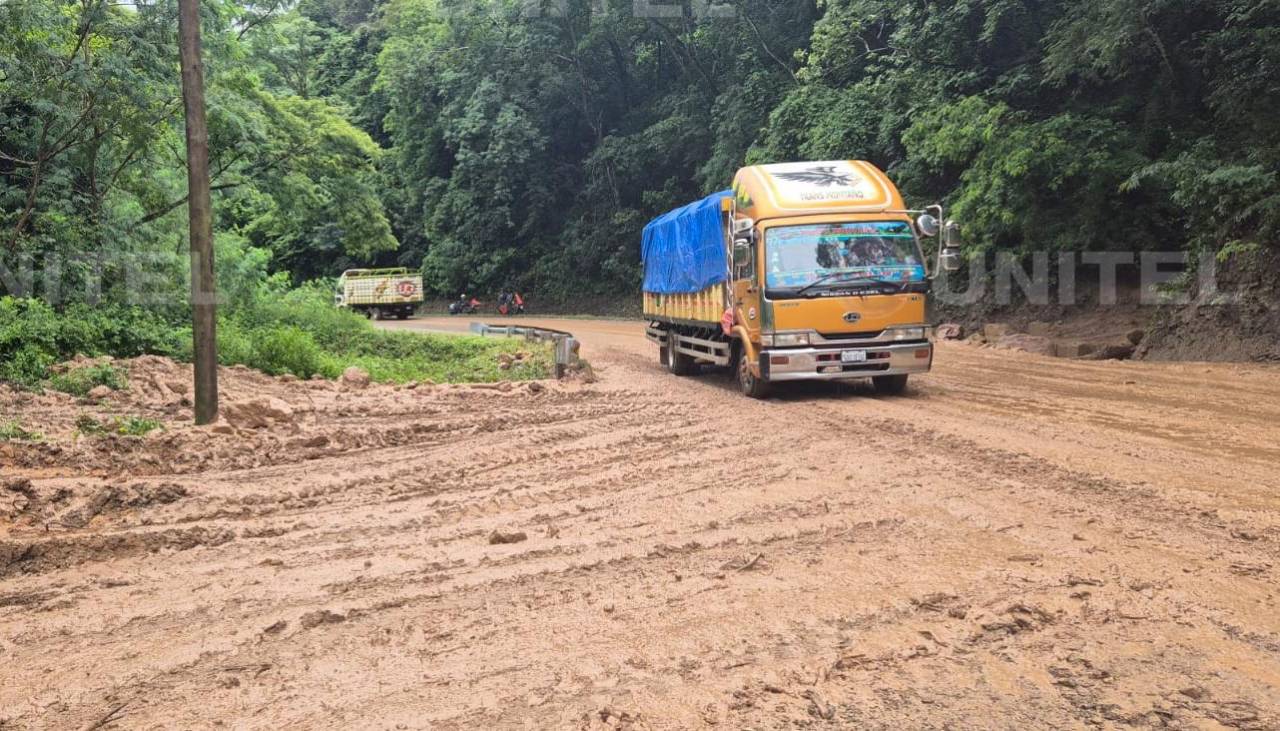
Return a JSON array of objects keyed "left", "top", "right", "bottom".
[
  {"left": 222, "top": 397, "right": 296, "bottom": 430},
  {"left": 341, "top": 366, "right": 371, "bottom": 389},
  {"left": 994, "top": 333, "right": 1055, "bottom": 356},
  {"left": 983, "top": 323, "right": 1014, "bottom": 341}
]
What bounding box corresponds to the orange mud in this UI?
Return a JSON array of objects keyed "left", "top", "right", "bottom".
[{"left": 1, "top": 319, "right": 1277, "bottom": 729}]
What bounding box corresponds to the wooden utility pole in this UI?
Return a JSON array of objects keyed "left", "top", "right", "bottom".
[{"left": 178, "top": 0, "right": 219, "bottom": 424}]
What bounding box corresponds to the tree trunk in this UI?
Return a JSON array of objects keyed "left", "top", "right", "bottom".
[{"left": 178, "top": 0, "right": 219, "bottom": 425}]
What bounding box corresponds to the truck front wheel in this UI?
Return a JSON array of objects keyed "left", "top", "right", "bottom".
[
  {"left": 737, "top": 350, "right": 771, "bottom": 399},
  {"left": 872, "top": 374, "right": 909, "bottom": 395}
]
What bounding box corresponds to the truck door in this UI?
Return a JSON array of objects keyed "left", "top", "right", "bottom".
[{"left": 731, "top": 232, "right": 763, "bottom": 349}]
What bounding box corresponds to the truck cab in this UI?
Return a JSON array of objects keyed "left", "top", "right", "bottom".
[{"left": 643, "top": 160, "right": 961, "bottom": 398}]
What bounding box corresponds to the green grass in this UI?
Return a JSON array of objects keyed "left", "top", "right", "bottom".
[
  {"left": 321, "top": 333, "right": 554, "bottom": 384},
  {"left": 209, "top": 285, "right": 556, "bottom": 383},
  {"left": 115, "top": 416, "right": 164, "bottom": 437},
  {"left": 46, "top": 362, "right": 128, "bottom": 397},
  {"left": 2, "top": 288, "right": 555, "bottom": 392},
  {"left": 197, "top": 317, "right": 554, "bottom": 383},
  {"left": 0, "top": 421, "right": 43, "bottom": 441},
  {"left": 76, "top": 414, "right": 163, "bottom": 437}
]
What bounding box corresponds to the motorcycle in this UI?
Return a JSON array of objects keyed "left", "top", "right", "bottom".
[
  {"left": 448, "top": 296, "right": 481, "bottom": 315},
  {"left": 497, "top": 292, "right": 525, "bottom": 316}
]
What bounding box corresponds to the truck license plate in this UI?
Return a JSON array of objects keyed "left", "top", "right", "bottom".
[{"left": 841, "top": 350, "right": 868, "bottom": 363}]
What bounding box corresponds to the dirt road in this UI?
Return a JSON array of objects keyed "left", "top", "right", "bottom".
[{"left": 2, "top": 317, "right": 1278, "bottom": 729}]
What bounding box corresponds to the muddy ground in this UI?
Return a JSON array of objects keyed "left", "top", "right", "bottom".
[{"left": 2, "top": 318, "right": 1278, "bottom": 729}]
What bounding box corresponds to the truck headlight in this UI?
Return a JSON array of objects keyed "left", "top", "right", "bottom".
[
  {"left": 767, "top": 332, "right": 811, "bottom": 347},
  {"left": 887, "top": 327, "right": 928, "bottom": 341}
]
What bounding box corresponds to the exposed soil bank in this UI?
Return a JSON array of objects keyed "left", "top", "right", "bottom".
[
  {"left": 933, "top": 250, "right": 1279, "bottom": 363},
  {"left": 1141, "top": 249, "right": 1280, "bottom": 362}
]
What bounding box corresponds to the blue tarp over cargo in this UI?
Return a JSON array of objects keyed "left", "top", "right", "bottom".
[{"left": 641, "top": 190, "right": 732, "bottom": 294}]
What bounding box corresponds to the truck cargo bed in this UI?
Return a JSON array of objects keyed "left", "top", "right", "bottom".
[{"left": 642, "top": 283, "right": 727, "bottom": 325}]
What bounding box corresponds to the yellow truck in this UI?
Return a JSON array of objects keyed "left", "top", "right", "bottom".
[
  {"left": 642, "top": 160, "right": 961, "bottom": 398},
  {"left": 335, "top": 267, "right": 423, "bottom": 320}
]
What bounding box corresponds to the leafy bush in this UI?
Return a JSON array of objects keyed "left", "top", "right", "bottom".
[
  {"left": 0, "top": 297, "right": 181, "bottom": 390},
  {"left": 249, "top": 326, "right": 324, "bottom": 378},
  {"left": 56, "top": 304, "right": 184, "bottom": 360},
  {"left": 0, "top": 346, "right": 55, "bottom": 392},
  {"left": 237, "top": 281, "right": 370, "bottom": 350},
  {"left": 215, "top": 319, "right": 256, "bottom": 367},
  {"left": 47, "top": 363, "right": 128, "bottom": 397},
  {"left": 0, "top": 298, "right": 59, "bottom": 390}
]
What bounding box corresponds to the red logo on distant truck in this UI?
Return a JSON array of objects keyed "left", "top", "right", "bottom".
[{"left": 396, "top": 280, "right": 416, "bottom": 298}]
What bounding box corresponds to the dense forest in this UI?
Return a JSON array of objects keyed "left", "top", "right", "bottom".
[{"left": 2, "top": 0, "right": 1278, "bottom": 306}]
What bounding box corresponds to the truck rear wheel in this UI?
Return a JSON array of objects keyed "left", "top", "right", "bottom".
[
  {"left": 664, "top": 335, "right": 694, "bottom": 376},
  {"left": 872, "top": 374, "right": 909, "bottom": 395},
  {"left": 737, "top": 351, "right": 771, "bottom": 399}
]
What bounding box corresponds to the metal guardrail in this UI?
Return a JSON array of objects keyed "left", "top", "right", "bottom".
[{"left": 469, "top": 322, "right": 581, "bottom": 377}]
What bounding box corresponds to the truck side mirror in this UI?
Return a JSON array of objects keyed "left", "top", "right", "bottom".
[
  {"left": 916, "top": 214, "right": 939, "bottom": 238},
  {"left": 943, "top": 220, "right": 962, "bottom": 249},
  {"left": 732, "top": 239, "right": 751, "bottom": 267},
  {"left": 940, "top": 248, "right": 963, "bottom": 272},
  {"left": 938, "top": 221, "right": 963, "bottom": 272}
]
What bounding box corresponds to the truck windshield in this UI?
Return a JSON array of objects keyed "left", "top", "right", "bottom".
[{"left": 765, "top": 221, "right": 925, "bottom": 292}]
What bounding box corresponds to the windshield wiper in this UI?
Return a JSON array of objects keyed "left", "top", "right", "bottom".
[
  {"left": 794, "top": 272, "right": 905, "bottom": 297},
  {"left": 841, "top": 274, "right": 908, "bottom": 291}
]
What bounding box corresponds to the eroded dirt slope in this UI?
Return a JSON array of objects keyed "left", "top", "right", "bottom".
[{"left": 2, "top": 321, "right": 1278, "bottom": 729}]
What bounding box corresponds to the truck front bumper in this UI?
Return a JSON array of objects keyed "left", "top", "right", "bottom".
[{"left": 759, "top": 342, "right": 933, "bottom": 383}]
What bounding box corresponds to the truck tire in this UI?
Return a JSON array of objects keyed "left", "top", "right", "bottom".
[
  {"left": 872, "top": 374, "right": 909, "bottom": 395},
  {"left": 664, "top": 335, "right": 695, "bottom": 376},
  {"left": 371, "top": 308, "right": 384, "bottom": 321},
  {"left": 737, "top": 351, "right": 771, "bottom": 399}
]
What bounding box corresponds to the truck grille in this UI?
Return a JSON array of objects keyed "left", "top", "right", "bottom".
[
  {"left": 838, "top": 363, "right": 890, "bottom": 372},
  {"left": 817, "top": 330, "right": 885, "bottom": 341}
]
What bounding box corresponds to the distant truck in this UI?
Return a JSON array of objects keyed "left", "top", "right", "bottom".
[
  {"left": 335, "top": 268, "right": 423, "bottom": 320},
  {"left": 642, "top": 160, "right": 962, "bottom": 398}
]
